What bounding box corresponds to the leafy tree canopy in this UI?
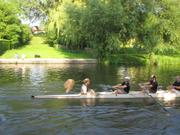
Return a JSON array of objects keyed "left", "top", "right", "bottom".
[
  {"left": 46, "top": 0, "right": 179, "bottom": 59},
  {"left": 3, "top": 0, "right": 179, "bottom": 58},
  {"left": 0, "top": 0, "right": 31, "bottom": 47}
]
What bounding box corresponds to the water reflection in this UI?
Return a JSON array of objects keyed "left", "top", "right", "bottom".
[
  {"left": 29, "top": 65, "right": 45, "bottom": 86},
  {"left": 80, "top": 99, "right": 96, "bottom": 106},
  {"left": 0, "top": 114, "right": 6, "bottom": 124},
  {"left": 0, "top": 64, "right": 180, "bottom": 134}
]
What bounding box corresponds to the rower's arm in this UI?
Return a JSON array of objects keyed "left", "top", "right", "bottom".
[
  {"left": 112, "top": 84, "right": 122, "bottom": 88},
  {"left": 174, "top": 86, "right": 180, "bottom": 90},
  {"left": 121, "top": 85, "right": 127, "bottom": 88},
  {"left": 143, "top": 82, "right": 150, "bottom": 85},
  {"left": 139, "top": 82, "right": 149, "bottom": 86}
]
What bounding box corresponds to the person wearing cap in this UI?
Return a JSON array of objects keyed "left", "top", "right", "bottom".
[
  {"left": 112, "top": 76, "right": 131, "bottom": 94},
  {"left": 139, "top": 75, "right": 158, "bottom": 93},
  {"left": 80, "top": 78, "right": 96, "bottom": 95},
  {"left": 168, "top": 76, "right": 180, "bottom": 92}
]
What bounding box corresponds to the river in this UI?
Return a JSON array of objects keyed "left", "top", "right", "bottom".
[{"left": 0, "top": 64, "right": 180, "bottom": 135}]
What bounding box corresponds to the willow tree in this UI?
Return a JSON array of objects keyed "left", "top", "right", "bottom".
[{"left": 46, "top": 0, "right": 179, "bottom": 59}]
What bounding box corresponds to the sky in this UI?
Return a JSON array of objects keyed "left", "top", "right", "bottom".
[{"left": 21, "top": 19, "right": 41, "bottom": 27}]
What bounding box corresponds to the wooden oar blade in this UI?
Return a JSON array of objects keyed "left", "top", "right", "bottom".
[{"left": 64, "top": 79, "right": 75, "bottom": 93}]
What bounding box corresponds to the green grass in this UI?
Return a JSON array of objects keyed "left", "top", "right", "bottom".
[
  {"left": 1, "top": 36, "right": 179, "bottom": 65},
  {"left": 105, "top": 51, "right": 180, "bottom": 65},
  {"left": 105, "top": 54, "right": 147, "bottom": 65},
  {"left": 0, "top": 36, "right": 92, "bottom": 59},
  {"left": 149, "top": 54, "right": 180, "bottom": 65}
]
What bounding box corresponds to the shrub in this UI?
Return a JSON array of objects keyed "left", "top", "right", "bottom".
[
  {"left": 0, "top": 39, "right": 11, "bottom": 54},
  {"left": 153, "top": 44, "right": 179, "bottom": 55},
  {"left": 19, "top": 24, "right": 32, "bottom": 45},
  {"left": 0, "top": 0, "right": 31, "bottom": 49}
]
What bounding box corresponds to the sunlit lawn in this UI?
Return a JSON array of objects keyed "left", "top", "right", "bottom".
[{"left": 0, "top": 36, "right": 92, "bottom": 59}]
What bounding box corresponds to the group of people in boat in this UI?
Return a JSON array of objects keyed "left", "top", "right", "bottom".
[{"left": 77, "top": 75, "right": 180, "bottom": 96}]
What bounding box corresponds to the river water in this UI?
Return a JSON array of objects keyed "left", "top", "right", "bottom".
[{"left": 0, "top": 64, "right": 180, "bottom": 135}]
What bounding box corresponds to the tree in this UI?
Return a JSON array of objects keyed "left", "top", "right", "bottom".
[
  {"left": 9, "top": 0, "right": 60, "bottom": 25},
  {"left": 46, "top": 0, "right": 180, "bottom": 59},
  {"left": 0, "top": 0, "right": 31, "bottom": 48}
]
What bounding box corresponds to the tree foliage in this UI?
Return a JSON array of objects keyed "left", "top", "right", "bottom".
[
  {"left": 42, "top": 0, "right": 180, "bottom": 58},
  {"left": 9, "top": 0, "right": 59, "bottom": 24},
  {"left": 0, "top": 0, "right": 31, "bottom": 48}
]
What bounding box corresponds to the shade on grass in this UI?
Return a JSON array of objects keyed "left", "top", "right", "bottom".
[{"left": 0, "top": 36, "right": 92, "bottom": 59}]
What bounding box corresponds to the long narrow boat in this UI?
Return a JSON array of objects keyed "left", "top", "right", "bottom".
[{"left": 32, "top": 90, "right": 180, "bottom": 101}]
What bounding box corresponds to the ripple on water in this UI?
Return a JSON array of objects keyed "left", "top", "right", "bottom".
[
  {"left": 0, "top": 114, "right": 6, "bottom": 124},
  {"left": 0, "top": 64, "right": 180, "bottom": 135}
]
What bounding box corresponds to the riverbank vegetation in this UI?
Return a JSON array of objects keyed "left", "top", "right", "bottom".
[
  {"left": 0, "top": 0, "right": 179, "bottom": 65},
  {"left": 0, "top": 36, "right": 92, "bottom": 59},
  {"left": 45, "top": 0, "right": 179, "bottom": 61},
  {"left": 0, "top": 0, "right": 31, "bottom": 55}
]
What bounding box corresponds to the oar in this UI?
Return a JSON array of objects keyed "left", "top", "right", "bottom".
[
  {"left": 138, "top": 83, "right": 170, "bottom": 114},
  {"left": 100, "top": 84, "right": 121, "bottom": 92},
  {"left": 143, "top": 90, "right": 170, "bottom": 115}
]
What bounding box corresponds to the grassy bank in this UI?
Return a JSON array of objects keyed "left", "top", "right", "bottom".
[
  {"left": 1, "top": 36, "right": 179, "bottom": 65},
  {"left": 105, "top": 53, "right": 180, "bottom": 66},
  {"left": 149, "top": 55, "right": 180, "bottom": 66},
  {"left": 105, "top": 54, "right": 147, "bottom": 65},
  {"left": 0, "top": 36, "right": 92, "bottom": 59}
]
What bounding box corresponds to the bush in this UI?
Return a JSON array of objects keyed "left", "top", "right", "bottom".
[
  {"left": 45, "top": 31, "right": 57, "bottom": 47},
  {"left": 0, "top": 39, "right": 11, "bottom": 54},
  {"left": 153, "top": 44, "right": 179, "bottom": 55},
  {"left": 0, "top": 1, "right": 31, "bottom": 49},
  {"left": 19, "top": 24, "right": 32, "bottom": 45}
]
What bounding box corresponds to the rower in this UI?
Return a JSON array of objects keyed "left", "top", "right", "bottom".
[
  {"left": 64, "top": 79, "right": 75, "bottom": 93},
  {"left": 81, "top": 78, "right": 96, "bottom": 96},
  {"left": 112, "top": 76, "right": 130, "bottom": 94},
  {"left": 139, "top": 75, "right": 158, "bottom": 93},
  {"left": 168, "top": 76, "right": 180, "bottom": 92}
]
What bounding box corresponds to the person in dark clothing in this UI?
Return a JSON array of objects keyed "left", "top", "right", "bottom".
[
  {"left": 149, "top": 76, "right": 158, "bottom": 93},
  {"left": 139, "top": 75, "right": 158, "bottom": 93},
  {"left": 112, "top": 76, "right": 130, "bottom": 94},
  {"left": 172, "top": 76, "right": 180, "bottom": 91},
  {"left": 168, "top": 76, "right": 180, "bottom": 92}
]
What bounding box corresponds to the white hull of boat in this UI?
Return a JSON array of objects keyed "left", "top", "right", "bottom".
[{"left": 32, "top": 90, "right": 180, "bottom": 101}]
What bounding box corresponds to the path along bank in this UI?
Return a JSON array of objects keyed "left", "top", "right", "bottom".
[{"left": 0, "top": 58, "right": 97, "bottom": 64}]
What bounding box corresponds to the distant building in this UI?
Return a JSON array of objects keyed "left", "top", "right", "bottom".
[{"left": 31, "top": 26, "right": 45, "bottom": 34}]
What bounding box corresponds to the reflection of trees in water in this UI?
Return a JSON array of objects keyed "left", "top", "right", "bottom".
[
  {"left": 0, "top": 64, "right": 30, "bottom": 84},
  {"left": 156, "top": 64, "right": 180, "bottom": 87},
  {"left": 127, "top": 65, "right": 180, "bottom": 90},
  {"left": 43, "top": 64, "right": 96, "bottom": 80},
  {"left": 0, "top": 64, "right": 179, "bottom": 91},
  {"left": 29, "top": 65, "right": 46, "bottom": 86}
]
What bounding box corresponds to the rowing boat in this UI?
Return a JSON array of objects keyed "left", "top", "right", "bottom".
[{"left": 32, "top": 90, "right": 180, "bottom": 101}]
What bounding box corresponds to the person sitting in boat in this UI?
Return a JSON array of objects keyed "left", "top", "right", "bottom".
[
  {"left": 139, "top": 75, "right": 158, "bottom": 93},
  {"left": 168, "top": 76, "right": 180, "bottom": 92},
  {"left": 172, "top": 76, "right": 180, "bottom": 91},
  {"left": 81, "top": 78, "right": 96, "bottom": 96},
  {"left": 64, "top": 79, "right": 75, "bottom": 93},
  {"left": 112, "top": 76, "right": 130, "bottom": 94}
]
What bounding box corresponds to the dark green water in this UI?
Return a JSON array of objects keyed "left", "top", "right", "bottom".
[{"left": 0, "top": 64, "right": 180, "bottom": 135}]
